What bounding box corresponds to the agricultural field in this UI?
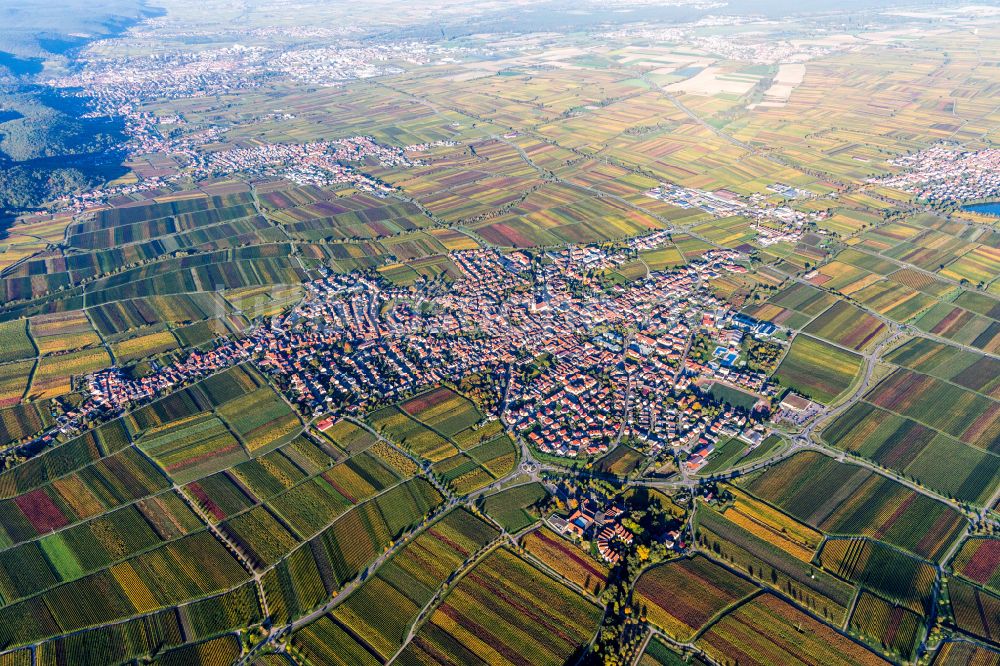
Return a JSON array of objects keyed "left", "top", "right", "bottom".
[
  {"left": 951, "top": 538, "right": 1000, "bottom": 595},
  {"left": 932, "top": 641, "right": 1000, "bottom": 666},
  {"left": 431, "top": 452, "right": 494, "bottom": 495},
  {"left": 521, "top": 526, "right": 609, "bottom": 596},
  {"left": 634, "top": 555, "right": 758, "bottom": 640},
  {"left": 700, "top": 435, "right": 787, "bottom": 477},
  {"left": 263, "top": 476, "right": 443, "bottom": 626},
  {"left": 738, "top": 452, "right": 967, "bottom": 561},
  {"left": 914, "top": 302, "right": 1000, "bottom": 355},
  {"left": 400, "top": 386, "right": 484, "bottom": 438},
  {"left": 862, "top": 368, "right": 1000, "bottom": 453},
  {"left": 0, "top": 394, "right": 442, "bottom": 656},
  {"left": 641, "top": 246, "right": 686, "bottom": 271},
  {"left": 367, "top": 406, "right": 458, "bottom": 462},
  {"left": 172, "top": 321, "right": 235, "bottom": 357},
  {"left": 809, "top": 261, "right": 882, "bottom": 296},
  {"left": 888, "top": 268, "right": 957, "bottom": 300},
  {"left": 821, "top": 400, "right": 1000, "bottom": 505},
  {"left": 28, "top": 348, "right": 111, "bottom": 400},
  {"left": 696, "top": 504, "right": 856, "bottom": 626},
  {"left": 87, "top": 293, "right": 237, "bottom": 338},
  {"left": 466, "top": 434, "right": 518, "bottom": 478},
  {"left": 819, "top": 538, "right": 937, "bottom": 615},
  {"left": 0, "top": 362, "right": 33, "bottom": 409},
  {"left": 480, "top": 482, "right": 550, "bottom": 533},
  {"left": 396, "top": 547, "right": 603, "bottom": 666},
  {"left": 0, "top": 402, "right": 63, "bottom": 449},
  {"left": 695, "top": 593, "right": 890, "bottom": 666},
  {"left": 216, "top": 387, "right": 301, "bottom": 454},
  {"left": 745, "top": 282, "right": 837, "bottom": 330},
  {"left": 269, "top": 451, "right": 401, "bottom": 536},
  {"left": 0, "top": 529, "right": 249, "bottom": 647},
  {"left": 696, "top": 437, "right": 750, "bottom": 476},
  {"left": 639, "top": 637, "right": 709, "bottom": 666},
  {"left": 595, "top": 445, "right": 645, "bottom": 477},
  {"left": 849, "top": 590, "right": 924, "bottom": 661},
  {"left": 885, "top": 337, "right": 1000, "bottom": 399},
  {"left": 319, "top": 508, "right": 500, "bottom": 661},
  {"left": 0, "top": 321, "right": 34, "bottom": 364},
  {"left": 469, "top": 184, "right": 665, "bottom": 248},
  {"left": 452, "top": 419, "right": 503, "bottom": 451},
  {"left": 948, "top": 578, "right": 1000, "bottom": 646},
  {"left": 28, "top": 311, "right": 101, "bottom": 356},
  {"left": 289, "top": 615, "right": 381, "bottom": 666},
  {"left": 137, "top": 413, "right": 247, "bottom": 483},
  {"left": 110, "top": 330, "right": 180, "bottom": 365},
  {"left": 774, "top": 334, "right": 863, "bottom": 404},
  {"left": 318, "top": 419, "right": 377, "bottom": 454},
  {"left": 720, "top": 487, "right": 823, "bottom": 562},
  {"left": 852, "top": 280, "right": 937, "bottom": 323},
  {"left": 803, "top": 301, "right": 888, "bottom": 352}
]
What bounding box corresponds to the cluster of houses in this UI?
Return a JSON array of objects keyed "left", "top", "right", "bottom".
[
  {"left": 550, "top": 499, "right": 635, "bottom": 565},
  {"left": 189, "top": 137, "right": 411, "bottom": 191},
  {"left": 51, "top": 38, "right": 425, "bottom": 204},
  {"left": 874, "top": 145, "right": 1000, "bottom": 203},
  {"left": 53, "top": 43, "right": 271, "bottom": 105},
  {"left": 501, "top": 246, "right": 773, "bottom": 458},
  {"left": 509, "top": 345, "right": 627, "bottom": 457},
  {"left": 273, "top": 41, "right": 474, "bottom": 87},
  {"left": 24, "top": 242, "right": 783, "bottom": 479}
]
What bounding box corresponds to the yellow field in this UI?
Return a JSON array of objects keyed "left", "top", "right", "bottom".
[
  {"left": 722, "top": 487, "right": 823, "bottom": 562},
  {"left": 30, "top": 311, "right": 102, "bottom": 355},
  {"left": 111, "top": 330, "right": 180, "bottom": 364},
  {"left": 30, "top": 347, "right": 112, "bottom": 400}
]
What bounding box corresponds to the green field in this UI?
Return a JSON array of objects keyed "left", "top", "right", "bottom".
[
  {"left": 480, "top": 482, "right": 550, "bottom": 532},
  {"left": 738, "top": 451, "right": 966, "bottom": 561},
  {"left": 774, "top": 334, "right": 863, "bottom": 404},
  {"left": 822, "top": 400, "right": 1000, "bottom": 505}
]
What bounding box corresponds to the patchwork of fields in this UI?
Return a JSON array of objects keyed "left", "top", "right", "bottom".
[{"left": 1, "top": 4, "right": 1000, "bottom": 665}]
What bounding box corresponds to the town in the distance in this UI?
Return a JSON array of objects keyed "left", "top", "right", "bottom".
[{"left": 0, "top": 1, "right": 999, "bottom": 665}]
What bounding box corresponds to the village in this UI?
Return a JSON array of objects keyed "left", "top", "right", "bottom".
[
  {"left": 5, "top": 238, "right": 785, "bottom": 484},
  {"left": 190, "top": 136, "right": 414, "bottom": 189},
  {"left": 873, "top": 144, "right": 1000, "bottom": 204}
]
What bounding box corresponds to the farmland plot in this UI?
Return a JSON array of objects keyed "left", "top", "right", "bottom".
[
  {"left": 481, "top": 482, "right": 550, "bottom": 532},
  {"left": 948, "top": 578, "right": 1000, "bottom": 645},
  {"left": 396, "top": 547, "right": 602, "bottom": 666},
  {"left": 634, "top": 555, "right": 758, "bottom": 640},
  {"left": 803, "top": 301, "right": 887, "bottom": 352},
  {"left": 400, "top": 386, "right": 483, "bottom": 438},
  {"left": 848, "top": 590, "right": 924, "bottom": 660},
  {"left": 774, "top": 334, "right": 862, "bottom": 404},
  {"left": 863, "top": 368, "right": 1000, "bottom": 453},
  {"left": 739, "top": 452, "right": 967, "bottom": 561},
  {"left": 822, "top": 401, "right": 1000, "bottom": 505},
  {"left": 932, "top": 641, "right": 1000, "bottom": 665},
  {"left": 695, "top": 593, "right": 890, "bottom": 666},
  {"left": 952, "top": 537, "right": 1000, "bottom": 595},
  {"left": 521, "top": 526, "right": 609, "bottom": 596},
  {"left": 320, "top": 508, "right": 499, "bottom": 660},
  {"left": 696, "top": 505, "right": 855, "bottom": 625}
]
